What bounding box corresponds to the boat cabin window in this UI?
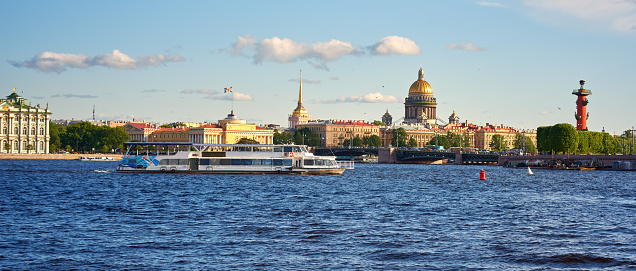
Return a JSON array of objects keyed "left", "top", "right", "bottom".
[
  {"left": 283, "top": 146, "right": 293, "bottom": 153},
  {"left": 220, "top": 159, "right": 231, "bottom": 165},
  {"left": 293, "top": 146, "right": 303, "bottom": 153},
  {"left": 300, "top": 147, "right": 308, "bottom": 153},
  {"left": 273, "top": 159, "right": 283, "bottom": 166},
  {"left": 127, "top": 158, "right": 137, "bottom": 164},
  {"left": 158, "top": 159, "right": 169, "bottom": 165},
  {"left": 256, "top": 147, "right": 272, "bottom": 152},
  {"left": 283, "top": 159, "right": 292, "bottom": 166},
  {"left": 262, "top": 159, "right": 272, "bottom": 165},
  {"left": 200, "top": 158, "right": 221, "bottom": 165},
  {"left": 304, "top": 160, "right": 314, "bottom": 166},
  {"left": 273, "top": 147, "right": 282, "bottom": 152}
]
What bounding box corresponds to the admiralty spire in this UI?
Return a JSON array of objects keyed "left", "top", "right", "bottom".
[{"left": 288, "top": 70, "right": 311, "bottom": 129}]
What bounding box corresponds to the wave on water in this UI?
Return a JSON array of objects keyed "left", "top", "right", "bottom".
[{"left": 514, "top": 253, "right": 636, "bottom": 269}]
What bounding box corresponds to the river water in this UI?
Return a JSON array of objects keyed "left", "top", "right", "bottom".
[{"left": 1, "top": 160, "right": 635, "bottom": 270}]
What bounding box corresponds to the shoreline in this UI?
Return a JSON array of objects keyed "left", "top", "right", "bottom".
[{"left": 0, "top": 153, "right": 123, "bottom": 160}]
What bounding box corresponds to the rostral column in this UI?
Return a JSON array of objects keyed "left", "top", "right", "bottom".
[{"left": 572, "top": 80, "right": 592, "bottom": 131}]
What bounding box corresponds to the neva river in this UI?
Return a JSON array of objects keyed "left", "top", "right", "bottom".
[{"left": 1, "top": 160, "right": 635, "bottom": 270}]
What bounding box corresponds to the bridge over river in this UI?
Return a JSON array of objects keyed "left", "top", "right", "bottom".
[{"left": 313, "top": 147, "right": 499, "bottom": 165}]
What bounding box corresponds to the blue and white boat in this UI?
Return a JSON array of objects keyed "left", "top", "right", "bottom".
[{"left": 116, "top": 142, "right": 352, "bottom": 175}]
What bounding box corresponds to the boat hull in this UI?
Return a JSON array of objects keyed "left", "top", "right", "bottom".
[{"left": 116, "top": 167, "right": 345, "bottom": 175}]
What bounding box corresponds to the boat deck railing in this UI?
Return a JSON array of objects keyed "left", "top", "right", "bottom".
[{"left": 337, "top": 160, "right": 355, "bottom": 169}]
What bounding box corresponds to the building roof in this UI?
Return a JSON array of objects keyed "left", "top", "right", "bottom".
[{"left": 127, "top": 122, "right": 157, "bottom": 129}]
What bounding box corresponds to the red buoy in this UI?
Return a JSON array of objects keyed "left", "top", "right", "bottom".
[{"left": 479, "top": 169, "right": 487, "bottom": 180}]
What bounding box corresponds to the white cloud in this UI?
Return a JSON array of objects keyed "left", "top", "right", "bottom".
[
  {"left": 540, "top": 111, "right": 552, "bottom": 115},
  {"left": 476, "top": 1, "right": 504, "bottom": 7},
  {"left": 445, "top": 41, "right": 486, "bottom": 52},
  {"left": 180, "top": 89, "right": 217, "bottom": 95},
  {"left": 313, "top": 92, "right": 399, "bottom": 104},
  {"left": 10, "top": 49, "right": 185, "bottom": 73},
  {"left": 142, "top": 89, "right": 166, "bottom": 93},
  {"left": 524, "top": 0, "right": 636, "bottom": 31},
  {"left": 208, "top": 92, "right": 253, "bottom": 101},
  {"left": 369, "top": 36, "right": 421, "bottom": 55},
  {"left": 231, "top": 34, "right": 256, "bottom": 56},
  {"left": 51, "top": 94, "right": 98, "bottom": 98},
  {"left": 230, "top": 35, "right": 420, "bottom": 67}
]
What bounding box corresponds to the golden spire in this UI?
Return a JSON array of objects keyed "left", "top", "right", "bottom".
[
  {"left": 296, "top": 69, "right": 304, "bottom": 110},
  {"left": 298, "top": 70, "right": 303, "bottom": 103}
]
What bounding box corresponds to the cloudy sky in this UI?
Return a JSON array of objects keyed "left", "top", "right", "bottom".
[{"left": 1, "top": 0, "right": 635, "bottom": 134}]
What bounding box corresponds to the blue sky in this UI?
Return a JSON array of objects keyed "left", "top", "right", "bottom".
[{"left": 1, "top": 0, "right": 635, "bottom": 134}]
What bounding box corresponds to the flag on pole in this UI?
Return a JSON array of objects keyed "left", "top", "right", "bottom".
[{"left": 224, "top": 87, "right": 233, "bottom": 93}]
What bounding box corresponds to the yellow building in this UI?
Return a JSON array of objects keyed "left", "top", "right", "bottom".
[
  {"left": 288, "top": 71, "right": 311, "bottom": 129},
  {"left": 149, "top": 127, "right": 190, "bottom": 142},
  {"left": 297, "top": 120, "right": 380, "bottom": 147},
  {"left": 138, "top": 111, "right": 275, "bottom": 145},
  {"left": 123, "top": 122, "right": 159, "bottom": 142},
  {"left": 0, "top": 89, "right": 52, "bottom": 153}
]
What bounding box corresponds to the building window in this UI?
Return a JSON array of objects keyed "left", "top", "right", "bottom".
[
  {"left": 22, "top": 127, "right": 27, "bottom": 134},
  {"left": 2, "top": 126, "right": 6, "bottom": 134},
  {"left": 40, "top": 127, "right": 44, "bottom": 135},
  {"left": 14, "top": 127, "right": 18, "bottom": 134},
  {"left": 31, "top": 127, "right": 35, "bottom": 135}
]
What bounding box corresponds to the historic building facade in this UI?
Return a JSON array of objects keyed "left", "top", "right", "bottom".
[
  {"left": 0, "top": 90, "right": 51, "bottom": 153},
  {"left": 296, "top": 120, "right": 380, "bottom": 147},
  {"left": 288, "top": 71, "right": 311, "bottom": 129},
  {"left": 124, "top": 122, "right": 159, "bottom": 142},
  {"left": 404, "top": 67, "right": 437, "bottom": 125},
  {"left": 138, "top": 111, "right": 274, "bottom": 145}
]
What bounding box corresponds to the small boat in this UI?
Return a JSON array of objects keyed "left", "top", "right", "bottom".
[
  {"left": 527, "top": 166, "right": 533, "bottom": 175},
  {"left": 116, "top": 142, "right": 351, "bottom": 175},
  {"left": 78, "top": 156, "right": 115, "bottom": 161}
]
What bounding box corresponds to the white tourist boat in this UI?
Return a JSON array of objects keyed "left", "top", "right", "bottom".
[
  {"left": 78, "top": 156, "right": 115, "bottom": 161},
  {"left": 116, "top": 142, "right": 352, "bottom": 175}
]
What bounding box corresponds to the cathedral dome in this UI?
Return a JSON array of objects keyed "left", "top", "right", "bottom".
[{"left": 408, "top": 67, "right": 433, "bottom": 94}]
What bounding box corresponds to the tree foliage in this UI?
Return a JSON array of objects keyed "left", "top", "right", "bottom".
[
  {"left": 236, "top": 138, "right": 260, "bottom": 144},
  {"left": 56, "top": 122, "right": 128, "bottom": 153},
  {"left": 391, "top": 128, "right": 408, "bottom": 147},
  {"left": 513, "top": 133, "right": 537, "bottom": 153},
  {"left": 273, "top": 129, "right": 292, "bottom": 144},
  {"left": 549, "top": 123, "right": 578, "bottom": 154},
  {"left": 293, "top": 127, "right": 320, "bottom": 147},
  {"left": 489, "top": 134, "right": 507, "bottom": 152}
]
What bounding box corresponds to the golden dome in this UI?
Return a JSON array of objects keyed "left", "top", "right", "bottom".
[{"left": 408, "top": 67, "right": 433, "bottom": 94}]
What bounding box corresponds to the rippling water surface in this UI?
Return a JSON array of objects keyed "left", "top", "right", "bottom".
[{"left": 1, "top": 160, "right": 635, "bottom": 270}]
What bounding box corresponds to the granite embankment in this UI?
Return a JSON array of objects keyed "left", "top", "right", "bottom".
[{"left": 0, "top": 153, "right": 123, "bottom": 160}]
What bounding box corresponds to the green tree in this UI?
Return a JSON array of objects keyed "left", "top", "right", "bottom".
[
  {"left": 536, "top": 126, "right": 551, "bottom": 153},
  {"left": 408, "top": 137, "right": 418, "bottom": 147},
  {"left": 601, "top": 133, "right": 616, "bottom": 154},
  {"left": 489, "top": 134, "right": 507, "bottom": 152},
  {"left": 427, "top": 135, "right": 451, "bottom": 150},
  {"left": 549, "top": 123, "right": 578, "bottom": 154},
  {"left": 577, "top": 131, "right": 591, "bottom": 154},
  {"left": 352, "top": 137, "right": 363, "bottom": 147},
  {"left": 236, "top": 138, "right": 259, "bottom": 144},
  {"left": 391, "top": 128, "right": 408, "bottom": 147},
  {"left": 367, "top": 135, "right": 381, "bottom": 147},
  {"left": 26, "top": 144, "right": 34, "bottom": 153},
  {"left": 293, "top": 128, "right": 320, "bottom": 146},
  {"left": 373, "top": 120, "right": 385, "bottom": 126},
  {"left": 49, "top": 122, "right": 65, "bottom": 152},
  {"left": 4, "top": 142, "right": 11, "bottom": 153},
  {"left": 273, "top": 129, "right": 292, "bottom": 144}
]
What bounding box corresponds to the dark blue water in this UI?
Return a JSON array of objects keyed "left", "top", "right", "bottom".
[{"left": 1, "top": 160, "right": 635, "bottom": 270}]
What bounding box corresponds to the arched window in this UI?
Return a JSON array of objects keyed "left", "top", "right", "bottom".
[
  {"left": 22, "top": 127, "right": 27, "bottom": 134},
  {"left": 39, "top": 141, "right": 44, "bottom": 151},
  {"left": 40, "top": 127, "right": 44, "bottom": 135},
  {"left": 31, "top": 127, "right": 35, "bottom": 135},
  {"left": 13, "top": 141, "right": 18, "bottom": 150},
  {"left": 2, "top": 126, "right": 6, "bottom": 135},
  {"left": 13, "top": 126, "right": 18, "bottom": 134}
]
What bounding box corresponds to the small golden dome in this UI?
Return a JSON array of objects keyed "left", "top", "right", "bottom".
[{"left": 409, "top": 67, "right": 433, "bottom": 94}]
